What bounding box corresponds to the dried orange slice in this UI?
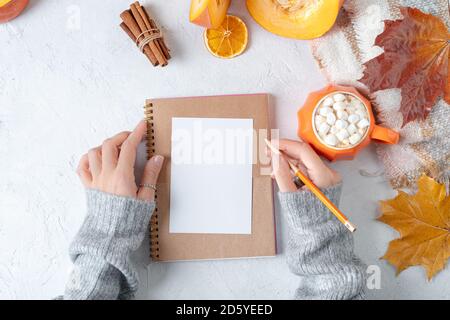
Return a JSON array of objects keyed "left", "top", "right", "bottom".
[{"left": 204, "top": 15, "right": 248, "bottom": 59}]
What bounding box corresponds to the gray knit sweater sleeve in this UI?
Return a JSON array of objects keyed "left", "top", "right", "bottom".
[
  {"left": 278, "top": 184, "right": 367, "bottom": 300},
  {"left": 64, "top": 189, "right": 155, "bottom": 300}
]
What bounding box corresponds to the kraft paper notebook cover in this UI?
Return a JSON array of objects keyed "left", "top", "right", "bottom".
[{"left": 144, "top": 94, "right": 276, "bottom": 261}]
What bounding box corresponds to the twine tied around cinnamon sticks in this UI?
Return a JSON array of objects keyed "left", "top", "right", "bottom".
[
  {"left": 120, "top": 2, "right": 171, "bottom": 67},
  {"left": 136, "top": 29, "right": 162, "bottom": 52}
]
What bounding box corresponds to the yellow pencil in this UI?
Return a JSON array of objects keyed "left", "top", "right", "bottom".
[{"left": 265, "top": 139, "right": 356, "bottom": 232}]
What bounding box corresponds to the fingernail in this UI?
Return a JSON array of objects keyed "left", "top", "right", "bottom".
[{"left": 153, "top": 155, "right": 164, "bottom": 166}]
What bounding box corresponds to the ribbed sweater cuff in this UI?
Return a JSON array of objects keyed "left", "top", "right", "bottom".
[
  {"left": 278, "top": 183, "right": 343, "bottom": 229},
  {"left": 69, "top": 189, "right": 155, "bottom": 260},
  {"left": 84, "top": 189, "right": 155, "bottom": 236}
]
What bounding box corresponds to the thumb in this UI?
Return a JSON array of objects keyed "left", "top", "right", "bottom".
[{"left": 137, "top": 155, "right": 164, "bottom": 201}]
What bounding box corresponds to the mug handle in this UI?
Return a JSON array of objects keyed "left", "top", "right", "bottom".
[{"left": 370, "top": 125, "right": 400, "bottom": 144}]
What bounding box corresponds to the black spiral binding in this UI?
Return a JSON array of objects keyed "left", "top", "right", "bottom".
[{"left": 144, "top": 102, "right": 159, "bottom": 260}]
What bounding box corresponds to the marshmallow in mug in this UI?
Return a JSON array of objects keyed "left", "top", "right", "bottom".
[{"left": 314, "top": 92, "right": 370, "bottom": 148}]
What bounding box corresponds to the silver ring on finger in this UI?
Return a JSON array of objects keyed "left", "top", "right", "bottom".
[{"left": 139, "top": 183, "right": 157, "bottom": 191}]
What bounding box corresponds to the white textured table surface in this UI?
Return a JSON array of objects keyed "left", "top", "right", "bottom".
[{"left": 1, "top": 0, "right": 449, "bottom": 300}]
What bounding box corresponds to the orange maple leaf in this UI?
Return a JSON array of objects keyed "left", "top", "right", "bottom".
[
  {"left": 378, "top": 175, "right": 450, "bottom": 280},
  {"left": 361, "top": 7, "right": 450, "bottom": 127}
]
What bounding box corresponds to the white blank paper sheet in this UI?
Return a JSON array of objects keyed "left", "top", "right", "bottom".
[{"left": 169, "top": 117, "right": 253, "bottom": 234}]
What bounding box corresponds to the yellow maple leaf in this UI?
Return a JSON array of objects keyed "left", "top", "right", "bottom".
[{"left": 378, "top": 175, "right": 450, "bottom": 280}]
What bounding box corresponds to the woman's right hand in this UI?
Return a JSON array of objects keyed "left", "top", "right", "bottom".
[{"left": 268, "top": 139, "right": 341, "bottom": 192}]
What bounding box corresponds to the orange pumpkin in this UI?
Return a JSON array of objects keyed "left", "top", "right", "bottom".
[
  {"left": 246, "top": 0, "right": 344, "bottom": 39},
  {"left": 190, "top": 0, "right": 231, "bottom": 29},
  {"left": 0, "top": 0, "right": 28, "bottom": 23}
]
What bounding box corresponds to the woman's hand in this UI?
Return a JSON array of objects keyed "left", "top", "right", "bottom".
[
  {"left": 76, "top": 120, "right": 164, "bottom": 201},
  {"left": 269, "top": 139, "right": 341, "bottom": 192}
]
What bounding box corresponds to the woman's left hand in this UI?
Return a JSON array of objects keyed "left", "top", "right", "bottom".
[{"left": 76, "top": 120, "right": 164, "bottom": 201}]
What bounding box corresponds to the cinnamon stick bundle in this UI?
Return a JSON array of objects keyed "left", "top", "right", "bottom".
[{"left": 120, "top": 1, "right": 171, "bottom": 67}]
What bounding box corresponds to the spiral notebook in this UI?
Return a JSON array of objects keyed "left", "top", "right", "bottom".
[{"left": 144, "top": 94, "right": 276, "bottom": 261}]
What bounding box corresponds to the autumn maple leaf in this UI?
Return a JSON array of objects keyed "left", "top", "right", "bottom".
[
  {"left": 378, "top": 175, "right": 450, "bottom": 280},
  {"left": 360, "top": 7, "right": 450, "bottom": 127}
]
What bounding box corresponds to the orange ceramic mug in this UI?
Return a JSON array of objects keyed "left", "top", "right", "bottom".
[{"left": 297, "top": 84, "right": 399, "bottom": 161}]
